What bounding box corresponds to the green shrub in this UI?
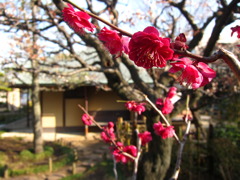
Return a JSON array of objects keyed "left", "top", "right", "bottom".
[
  {"left": 215, "top": 124, "right": 240, "bottom": 147},
  {"left": 2, "top": 143, "right": 75, "bottom": 177},
  {"left": 19, "top": 150, "right": 34, "bottom": 161},
  {"left": 34, "top": 152, "right": 46, "bottom": 161},
  {"left": 10, "top": 168, "right": 28, "bottom": 176},
  {"left": 44, "top": 146, "right": 54, "bottom": 157},
  {"left": 32, "top": 164, "right": 49, "bottom": 174},
  {"left": 55, "top": 145, "right": 75, "bottom": 164},
  {"left": 0, "top": 151, "right": 8, "bottom": 165},
  {"left": 0, "top": 165, "right": 6, "bottom": 177}
]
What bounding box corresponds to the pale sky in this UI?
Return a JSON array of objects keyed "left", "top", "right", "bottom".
[
  {"left": 0, "top": 32, "right": 12, "bottom": 58},
  {"left": 202, "top": 20, "right": 240, "bottom": 44}
]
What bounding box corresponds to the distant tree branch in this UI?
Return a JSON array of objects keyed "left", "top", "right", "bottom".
[{"left": 203, "top": 0, "right": 239, "bottom": 56}]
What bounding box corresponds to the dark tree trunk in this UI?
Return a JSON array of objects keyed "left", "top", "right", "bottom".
[
  {"left": 31, "top": 0, "right": 43, "bottom": 154},
  {"left": 137, "top": 111, "right": 173, "bottom": 180},
  {"left": 31, "top": 71, "right": 43, "bottom": 154}
]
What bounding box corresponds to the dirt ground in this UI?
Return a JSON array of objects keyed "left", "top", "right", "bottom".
[{"left": 0, "top": 135, "right": 111, "bottom": 180}]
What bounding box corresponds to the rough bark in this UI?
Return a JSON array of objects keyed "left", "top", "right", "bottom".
[
  {"left": 137, "top": 111, "right": 173, "bottom": 180},
  {"left": 32, "top": 0, "right": 43, "bottom": 154},
  {"left": 31, "top": 70, "right": 43, "bottom": 153}
]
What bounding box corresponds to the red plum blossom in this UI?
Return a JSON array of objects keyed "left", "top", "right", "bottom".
[
  {"left": 169, "top": 58, "right": 216, "bottom": 89},
  {"left": 81, "top": 113, "right": 93, "bottom": 126},
  {"left": 125, "top": 101, "right": 146, "bottom": 115},
  {"left": 98, "top": 27, "right": 130, "bottom": 57},
  {"left": 156, "top": 97, "right": 174, "bottom": 115},
  {"left": 62, "top": 4, "right": 95, "bottom": 34},
  {"left": 138, "top": 131, "right": 152, "bottom": 146},
  {"left": 153, "top": 122, "right": 175, "bottom": 139},
  {"left": 128, "top": 26, "right": 174, "bottom": 68},
  {"left": 101, "top": 122, "right": 116, "bottom": 143},
  {"left": 112, "top": 144, "right": 137, "bottom": 163},
  {"left": 231, "top": 25, "right": 240, "bottom": 38}
]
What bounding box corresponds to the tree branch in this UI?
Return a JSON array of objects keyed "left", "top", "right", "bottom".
[{"left": 175, "top": 48, "right": 240, "bottom": 81}]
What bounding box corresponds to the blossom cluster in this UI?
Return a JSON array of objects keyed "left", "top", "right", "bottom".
[
  {"left": 81, "top": 113, "right": 93, "bottom": 126},
  {"left": 111, "top": 142, "right": 137, "bottom": 163},
  {"left": 125, "top": 101, "right": 146, "bottom": 115},
  {"left": 80, "top": 114, "right": 139, "bottom": 163},
  {"left": 169, "top": 58, "right": 216, "bottom": 89},
  {"left": 80, "top": 116, "right": 173, "bottom": 162},
  {"left": 62, "top": 3, "right": 217, "bottom": 89},
  {"left": 101, "top": 122, "right": 116, "bottom": 143},
  {"left": 156, "top": 87, "right": 177, "bottom": 115},
  {"left": 153, "top": 122, "right": 175, "bottom": 139},
  {"left": 81, "top": 100, "right": 176, "bottom": 163},
  {"left": 138, "top": 131, "right": 152, "bottom": 146},
  {"left": 124, "top": 100, "right": 175, "bottom": 139},
  {"left": 81, "top": 105, "right": 173, "bottom": 163},
  {"left": 100, "top": 122, "right": 138, "bottom": 163}
]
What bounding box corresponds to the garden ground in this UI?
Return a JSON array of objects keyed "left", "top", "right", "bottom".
[{"left": 0, "top": 118, "right": 111, "bottom": 180}]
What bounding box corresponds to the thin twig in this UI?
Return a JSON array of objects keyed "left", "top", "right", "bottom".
[
  {"left": 78, "top": 104, "right": 136, "bottom": 161},
  {"left": 132, "top": 129, "right": 142, "bottom": 180},
  {"left": 112, "top": 154, "right": 118, "bottom": 180},
  {"left": 143, "top": 94, "right": 180, "bottom": 143},
  {"left": 170, "top": 94, "right": 192, "bottom": 180}
]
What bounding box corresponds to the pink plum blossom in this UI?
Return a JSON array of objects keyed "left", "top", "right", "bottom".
[
  {"left": 101, "top": 122, "right": 116, "bottom": 143},
  {"left": 153, "top": 122, "right": 164, "bottom": 135},
  {"left": 153, "top": 122, "right": 175, "bottom": 139},
  {"left": 125, "top": 101, "right": 146, "bottom": 115},
  {"left": 81, "top": 113, "right": 93, "bottom": 126},
  {"left": 128, "top": 26, "right": 174, "bottom": 68},
  {"left": 112, "top": 142, "right": 126, "bottom": 163},
  {"left": 169, "top": 58, "right": 216, "bottom": 89},
  {"left": 134, "top": 103, "right": 146, "bottom": 115},
  {"left": 171, "top": 33, "right": 189, "bottom": 58},
  {"left": 123, "top": 145, "right": 137, "bottom": 159},
  {"left": 125, "top": 101, "right": 136, "bottom": 111},
  {"left": 159, "top": 126, "right": 175, "bottom": 139},
  {"left": 167, "top": 86, "right": 177, "bottom": 99},
  {"left": 196, "top": 62, "right": 216, "bottom": 87},
  {"left": 98, "top": 27, "right": 129, "bottom": 57},
  {"left": 138, "top": 131, "right": 152, "bottom": 146},
  {"left": 112, "top": 144, "right": 137, "bottom": 164},
  {"left": 231, "top": 25, "right": 240, "bottom": 38},
  {"left": 156, "top": 97, "right": 174, "bottom": 115},
  {"left": 62, "top": 4, "right": 95, "bottom": 34}
]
